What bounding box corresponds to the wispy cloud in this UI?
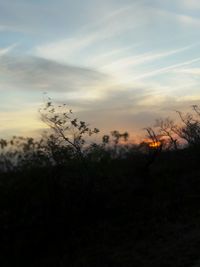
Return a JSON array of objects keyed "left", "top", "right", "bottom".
[
  {"left": 173, "top": 68, "right": 200, "bottom": 75},
  {"left": 0, "top": 25, "right": 12, "bottom": 32},
  {"left": 100, "top": 44, "right": 197, "bottom": 72},
  {"left": 0, "top": 43, "right": 17, "bottom": 56},
  {"left": 0, "top": 55, "right": 110, "bottom": 96},
  {"left": 181, "top": 0, "right": 200, "bottom": 10},
  {"left": 35, "top": 27, "right": 135, "bottom": 64},
  {"left": 34, "top": 3, "right": 147, "bottom": 64},
  {"left": 150, "top": 4, "right": 200, "bottom": 27},
  {"left": 129, "top": 57, "right": 200, "bottom": 81},
  {"left": 177, "top": 13, "right": 200, "bottom": 27}
]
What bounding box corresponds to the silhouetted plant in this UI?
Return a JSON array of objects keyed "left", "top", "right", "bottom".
[
  {"left": 102, "top": 134, "right": 110, "bottom": 145},
  {"left": 39, "top": 99, "right": 99, "bottom": 161},
  {"left": 143, "top": 127, "right": 163, "bottom": 172},
  {"left": 174, "top": 108, "right": 200, "bottom": 147},
  {"left": 154, "top": 118, "right": 178, "bottom": 150},
  {"left": 111, "top": 130, "right": 129, "bottom": 145}
]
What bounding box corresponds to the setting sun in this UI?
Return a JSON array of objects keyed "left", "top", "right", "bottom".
[{"left": 148, "top": 141, "right": 162, "bottom": 148}]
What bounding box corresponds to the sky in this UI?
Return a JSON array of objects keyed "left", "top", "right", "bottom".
[{"left": 0, "top": 0, "right": 200, "bottom": 141}]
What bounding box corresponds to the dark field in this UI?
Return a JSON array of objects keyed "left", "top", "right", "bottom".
[{"left": 0, "top": 144, "right": 200, "bottom": 267}]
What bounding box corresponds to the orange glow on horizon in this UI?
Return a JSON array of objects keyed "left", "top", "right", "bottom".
[{"left": 148, "top": 141, "right": 162, "bottom": 148}]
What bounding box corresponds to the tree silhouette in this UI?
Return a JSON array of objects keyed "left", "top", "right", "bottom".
[
  {"left": 39, "top": 99, "right": 99, "bottom": 160},
  {"left": 154, "top": 118, "right": 178, "bottom": 150}
]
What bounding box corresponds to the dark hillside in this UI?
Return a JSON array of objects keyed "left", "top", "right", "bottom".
[{"left": 0, "top": 145, "right": 200, "bottom": 267}]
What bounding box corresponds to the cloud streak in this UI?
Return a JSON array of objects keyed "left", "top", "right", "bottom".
[
  {"left": 130, "top": 57, "right": 200, "bottom": 81},
  {"left": 34, "top": 2, "right": 149, "bottom": 64},
  {"left": 0, "top": 55, "right": 110, "bottom": 96},
  {"left": 100, "top": 44, "right": 197, "bottom": 72},
  {"left": 0, "top": 44, "right": 17, "bottom": 56}
]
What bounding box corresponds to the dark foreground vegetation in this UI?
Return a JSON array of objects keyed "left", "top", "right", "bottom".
[{"left": 1, "top": 102, "right": 200, "bottom": 266}]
